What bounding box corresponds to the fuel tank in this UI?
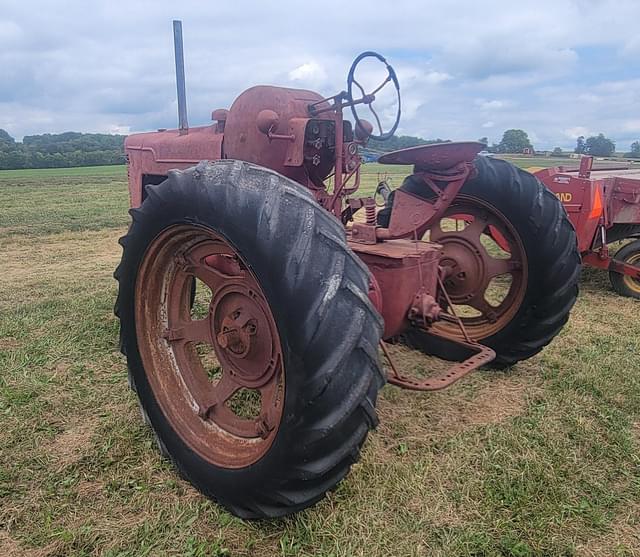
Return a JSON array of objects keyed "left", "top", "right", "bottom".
[{"left": 223, "top": 85, "right": 333, "bottom": 181}]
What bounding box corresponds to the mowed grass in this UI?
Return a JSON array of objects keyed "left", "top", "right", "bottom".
[{"left": 1, "top": 163, "right": 640, "bottom": 557}]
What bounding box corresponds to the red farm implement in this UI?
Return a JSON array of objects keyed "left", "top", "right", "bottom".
[
  {"left": 114, "top": 21, "right": 580, "bottom": 518},
  {"left": 536, "top": 156, "right": 640, "bottom": 298}
]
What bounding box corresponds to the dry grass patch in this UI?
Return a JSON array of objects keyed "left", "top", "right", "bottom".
[
  {"left": 44, "top": 419, "right": 99, "bottom": 469},
  {"left": 576, "top": 503, "right": 640, "bottom": 556},
  {"left": 0, "top": 229, "right": 123, "bottom": 309}
]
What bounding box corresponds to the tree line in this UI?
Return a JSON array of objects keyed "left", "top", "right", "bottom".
[
  {"left": 0, "top": 129, "right": 126, "bottom": 170},
  {"left": 367, "top": 135, "right": 450, "bottom": 152},
  {"left": 481, "top": 129, "right": 640, "bottom": 158},
  {"left": 1, "top": 126, "right": 639, "bottom": 171},
  {"left": 375, "top": 130, "right": 639, "bottom": 158}
]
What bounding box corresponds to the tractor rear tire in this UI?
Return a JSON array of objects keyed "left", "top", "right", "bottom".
[
  {"left": 114, "top": 160, "right": 385, "bottom": 518},
  {"left": 610, "top": 239, "right": 640, "bottom": 299},
  {"left": 380, "top": 156, "right": 581, "bottom": 367}
]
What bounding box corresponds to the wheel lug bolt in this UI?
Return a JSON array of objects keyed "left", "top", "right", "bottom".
[{"left": 217, "top": 332, "right": 228, "bottom": 348}]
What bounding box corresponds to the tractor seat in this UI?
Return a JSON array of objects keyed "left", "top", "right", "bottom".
[{"left": 378, "top": 141, "right": 484, "bottom": 172}]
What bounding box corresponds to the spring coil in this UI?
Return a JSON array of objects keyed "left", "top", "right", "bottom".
[{"left": 365, "top": 203, "right": 376, "bottom": 225}]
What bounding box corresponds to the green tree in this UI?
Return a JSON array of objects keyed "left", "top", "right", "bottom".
[
  {"left": 626, "top": 141, "right": 640, "bottom": 158},
  {"left": 0, "top": 131, "right": 127, "bottom": 170},
  {"left": 497, "top": 129, "right": 533, "bottom": 154},
  {"left": 0, "top": 129, "right": 14, "bottom": 146},
  {"left": 368, "top": 134, "right": 449, "bottom": 153},
  {"left": 478, "top": 137, "right": 488, "bottom": 146},
  {"left": 574, "top": 136, "right": 586, "bottom": 154},
  {"left": 552, "top": 147, "right": 563, "bottom": 156},
  {"left": 585, "top": 133, "right": 615, "bottom": 157}
]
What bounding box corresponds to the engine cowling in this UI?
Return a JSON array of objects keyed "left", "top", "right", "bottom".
[{"left": 222, "top": 85, "right": 335, "bottom": 184}]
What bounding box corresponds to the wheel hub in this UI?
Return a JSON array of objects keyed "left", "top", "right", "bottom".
[
  {"left": 211, "top": 285, "right": 279, "bottom": 388},
  {"left": 428, "top": 195, "right": 528, "bottom": 339},
  {"left": 440, "top": 237, "right": 487, "bottom": 302},
  {"left": 216, "top": 309, "right": 257, "bottom": 358}
]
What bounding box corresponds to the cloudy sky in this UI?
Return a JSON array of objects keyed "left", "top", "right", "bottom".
[{"left": 1, "top": 0, "right": 639, "bottom": 150}]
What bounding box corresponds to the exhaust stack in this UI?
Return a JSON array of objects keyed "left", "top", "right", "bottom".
[{"left": 173, "top": 20, "right": 188, "bottom": 135}]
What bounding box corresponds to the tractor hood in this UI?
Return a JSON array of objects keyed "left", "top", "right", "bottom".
[{"left": 124, "top": 125, "right": 223, "bottom": 165}]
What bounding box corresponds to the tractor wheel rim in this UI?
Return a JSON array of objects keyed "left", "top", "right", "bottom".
[
  {"left": 428, "top": 195, "right": 528, "bottom": 340},
  {"left": 622, "top": 252, "right": 640, "bottom": 294},
  {"left": 135, "top": 224, "right": 284, "bottom": 468}
]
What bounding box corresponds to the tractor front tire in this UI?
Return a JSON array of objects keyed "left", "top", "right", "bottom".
[
  {"left": 114, "top": 160, "right": 385, "bottom": 518},
  {"left": 610, "top": 239, "right": 640, "bottom": 299}
]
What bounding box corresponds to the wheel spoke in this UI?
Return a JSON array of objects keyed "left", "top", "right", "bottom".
[
  {"left": 370, "top": 75, "right": 391, "bottom": 97},
  {"left": 186, "top": 249, "right": 244, "bottom": 293},
  {"left": 208, "top": 373, "right": 282, "bottom": 439},
  {"left": 352, "top": 78, "right": 366, "bottom": 98},
  {"left": 429, "top": 220, "right": 445, "bottom": 241},
  {"left": 486, "top": 257, "right": 521, "bottom": 279},
  {"left": 165, "top": 316, "right": 212, "bottom": 344},
  {"left": 191, "top": 265, "right": 228, "bottom": 292},
  {"left": 198, "top": 372, "right": 241, "bottom": 419},
  {"left": 368, "top": 104, "right": 384, "bottom": 136},
  {"left": 468, "top": 295, "right": 497, "bottom": 320},
  {"left": 459, "top": 214, "right": 488, "bottom": 241},
  {"left": 189, "top": 240, "right": 236, "bottom": 261}
]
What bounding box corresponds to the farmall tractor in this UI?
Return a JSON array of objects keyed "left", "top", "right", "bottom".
[{"left": 115, "top": 22, "right": 580, "bottom": 518}]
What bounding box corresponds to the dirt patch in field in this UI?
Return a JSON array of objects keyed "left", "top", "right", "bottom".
[
  {"left": 0, "top": 228, "right": 123, "bottom": 307},
  {"left": 0, "top": 532, "right": 21, "bottom": 556},
  {"left": 575, "top": 502, "right": 640, "bottom": 556},
  {"left": 443, "top": 375, "right": 530, "bottom": 429},
  {"left": 0, "top": 531, "right": 61, "bottom": 557},
  {"left": 75, "top": 478, "right": 106, "bottom": 500},
  {"left": 45, "top": 419, "right": 98, "bottom": 468},
  {"left": 0, "top": 336, "right": 20, "bottom": 350}
]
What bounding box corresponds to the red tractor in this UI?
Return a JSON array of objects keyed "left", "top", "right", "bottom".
[
  {"left": 535, "top": 156, "right": 640, "bottom": 298},
  {"left": 115, "top": 22, "right": 580, "bottom": 518}
]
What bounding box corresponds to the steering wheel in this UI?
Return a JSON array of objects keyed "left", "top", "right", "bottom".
[{"left": 347, "top": 51, "right": 401, "bottom": 141}]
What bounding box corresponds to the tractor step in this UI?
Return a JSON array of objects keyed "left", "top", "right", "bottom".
[{"left": 381, "top": 336, "right": 496, "bottom": 391}]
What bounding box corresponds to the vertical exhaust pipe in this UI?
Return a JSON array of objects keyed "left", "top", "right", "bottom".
[{"left": 173, "top": 20, "right": 188, "bottom": 135}]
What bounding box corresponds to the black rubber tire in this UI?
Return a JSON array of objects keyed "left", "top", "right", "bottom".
[
  {"left": 609, "top": 239, "right": 640, "bottom": 299},
  {"left": 114, "top": 160, "right": 385, "bottom": 518},
  {"left": 379, "top": 156, "right": 581, "bottom": 367}
]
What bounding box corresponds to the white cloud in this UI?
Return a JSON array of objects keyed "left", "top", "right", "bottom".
[
  {"left": 475, "top": 99, "right": 508, "bottom": 110},
  {"left": 107, "top": 124, "right": 131, "bottom": 134},
  {"left": 1, "top": 0, "right": 640, "bottom": 150},
  {"left": 563, "top": 127, "right": 592, "bottom": 139},
  {"left": 423, "top": 71, "right": 451, "bottom": 85},
  {"left": 288, "top": 62, "right": 327, "bottom": 83}
]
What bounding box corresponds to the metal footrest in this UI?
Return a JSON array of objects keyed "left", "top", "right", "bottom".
[{"left": 381, "top": 336, "right": 496, "bottom": 392}]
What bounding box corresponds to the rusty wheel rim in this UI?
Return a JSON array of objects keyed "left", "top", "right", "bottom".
[
  {"left": 622, "top": 252, "right": 640, "bottom": 295},
  {"left": 135, "top": 224, "right": 285, "bottom": 468},
  {"left": 429, "top": 195, "right": 528, "bottom": 340}
]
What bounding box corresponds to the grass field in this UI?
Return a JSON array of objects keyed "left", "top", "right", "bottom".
[{"left": 1, "top": 162, "right": 639, "bottom": 556}]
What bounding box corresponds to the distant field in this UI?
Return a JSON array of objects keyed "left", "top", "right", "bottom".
[
  {"left": 0, "top": 153, "right": 627, "bottom": 183},
  {"left": 1, "top": 164, "right": 640, "bottom": 556},
  {"left": 0, "top": 164, "right": 127, "bottom": 179},
  {"left": 500, "top": 155, "right": 571, "bottom": 169}
]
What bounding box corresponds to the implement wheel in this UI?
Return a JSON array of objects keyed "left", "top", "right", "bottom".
[
  {"left": 115, "top": 160, "right": 384, "bottom": 518},
  {"left": 610, "top": 239, "right": 640, "bottom": 299},
  {"left": 379, "top": 156, "right": 581, "bottom": 367}
]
